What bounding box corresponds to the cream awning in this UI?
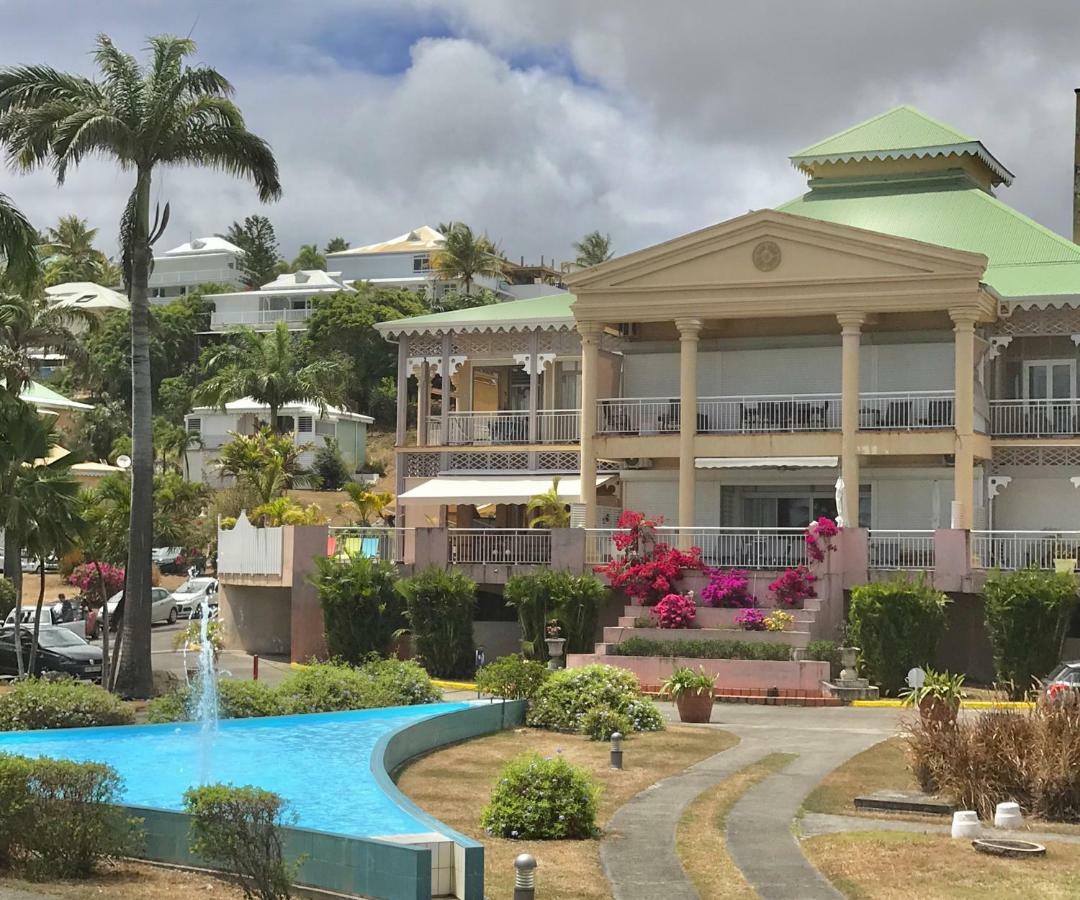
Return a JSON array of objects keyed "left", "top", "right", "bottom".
[
  {"left": 695, "top": 456, "right": 838, "bottom": 469},
  {"left": 399, "top": 474, "right": 615, "bottom": 506}
]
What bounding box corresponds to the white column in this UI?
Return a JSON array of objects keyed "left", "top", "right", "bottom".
[
  {"left": 951, "top": 309, "right": 978, "bottom": 529},
  {"left": 418, "top": 361, "right": 431, "bottom": 446},
  {"left": 676, "top": 318, "right": 703, "bottom": 531},
  {"left": 837, "top": 313, "right": 865, "bottom": 526},
  {"left": 578, "top": 322, "right": 604, "bottom": 527},
  {"left": 440, "top": 333, "right": 451, "bottom": 446},
  {"left": 528, "top": 330, "right": 539, "bottom": 443},
  {"left": 395, "top": 335, "right": 408, "bottom": 446}
]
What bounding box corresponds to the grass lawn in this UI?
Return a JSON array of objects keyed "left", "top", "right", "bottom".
[
  {"left": 676, "top": 753, "right": 796, "bottom": 899},
  {"left": 0, "top": 862, "right": 245, "bottom": 899},
  {"left": 803, "top": 831, "right": 1080, "bottom": 899},
  {"left": 802, "top": 736, "right": 915, "bottom": 816},
  {"left": 396, "top": 724, "right": 736, "bottom": 900}
]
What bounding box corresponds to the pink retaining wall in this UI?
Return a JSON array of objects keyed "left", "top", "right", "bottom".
[{"left": 566, "top": 653, "right": 829, "bottom": 692}]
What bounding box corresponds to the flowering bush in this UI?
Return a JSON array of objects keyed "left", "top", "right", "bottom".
[
  {"left": 805, "top": 517, "right": 839, "bottom": 563},
  {"left": 526, "top": 664, "right": 664, "bottom": 734},
  {"left": 769, "top": 565, "right": 817, "bottom": 608},
  {"left": 579, "top": 706, "right": 632, "bottom": 742},
  {"left": 764, "top": 610, "right": 795, "bottom": 632},
  {"left": 652, "top": 593, "right": 697, "bottom": 629},
  {"left": 66, "top": 562, "right": 124, "bottom": 597},
  {"left": 734, "top": 608, "right": 766, "bottom": 631},
  {"left": 594, "top": 510, "right": 702, "bottom": 605},
  {"left": 700, "top": 568, "right": 755, "bottom": 608},
  {"left": 481, "top": 753, "right": 599, "bottom": 839}
]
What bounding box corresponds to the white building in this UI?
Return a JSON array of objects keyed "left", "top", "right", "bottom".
[
  {"left": 149, "top": 236, "right": 244, "bottom": 302},
  {"left": 206, "top": 269, "right": 353, "bottom": 332},
  {"left": 184, "top": 398, "right": 373, "bottom": 485}
]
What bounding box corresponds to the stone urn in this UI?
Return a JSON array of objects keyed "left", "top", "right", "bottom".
[
  {"left": 675, "top": 692, "right": 715, "bottom": 724},
  {"left": 839, "top": 646, "right": 859, "bottom": 681},
  {"left": 545, "top": 637, "right": 566, "bottom": 670}
]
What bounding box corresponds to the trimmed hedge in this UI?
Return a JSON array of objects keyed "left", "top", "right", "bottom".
[
  {"left": 527, "top": 664, "right": 664, "bottom": 734},
  {"left": 398, "top": 567, "right": 476, "bottom": 678},
  {"left": 314, "top": 553, "right": 405, "bottom": 662},
  {"left": 608, "top": 637, "right": 792, "bottom": 661},
  {"left": 475, "top": 655, "right": 550, "bottom": 700},
  {"left": 147, "top": 678, "right": 284, "bottom": 724},
  {"left": 805, "top": 640, "right": 841, "bottom": 680},
  {"left": 0, "top": 678, "right": 134, "bottom": 731},
  {"left": 481, "top": 753, "right": 598, "bottom": 839}
]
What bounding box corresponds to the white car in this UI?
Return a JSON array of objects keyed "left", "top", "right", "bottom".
[
  {"left": 104, "top": 587, "right": 177, "bottom": 627},
  {"left": 168, "top": 577, "right": 219, "bottom": 619},
  {"left": 5, "top": 603, "right": 90, "bottom": 640}
]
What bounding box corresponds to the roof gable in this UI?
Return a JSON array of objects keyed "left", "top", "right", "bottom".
[{"left": 376, "top": 293, "right": 576, "bottom": 337}]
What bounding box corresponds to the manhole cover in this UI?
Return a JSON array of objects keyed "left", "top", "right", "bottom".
[{"left": 971, "top": 839, "right": 1046, "bottom": 858}]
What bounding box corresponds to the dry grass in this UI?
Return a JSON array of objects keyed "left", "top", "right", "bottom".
[
  {"left": 0, "top": 861, "right": 246, "bottom": 899},
  {"left": 677, "top": 753, "right": 796, "bottom": 899},
  {"left": 803, "top": 831, "right": 1080, "bottom": 899},
  {"left": 803, "top": 737, "right": 916, "bottom": 816},
  {"left": 396, "top": 725, "right": 736, "bottom": 900}
]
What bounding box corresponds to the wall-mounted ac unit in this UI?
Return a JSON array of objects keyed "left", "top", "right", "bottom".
[{"left": 624, "top": 457, "right": 653, "bottom": 469}]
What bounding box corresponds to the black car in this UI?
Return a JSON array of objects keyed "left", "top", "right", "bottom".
[{"left": 0, "top": 625, "right": 103, "bottom": 682}]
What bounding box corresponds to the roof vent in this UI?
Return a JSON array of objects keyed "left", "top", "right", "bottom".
[
  {"left": 294, "top": 271, "right": 310, "bottom": 284},
  {"left": 190, "top": 238, "right": 205, "bottom": 250},
  {"left": 407, "top": 230, "right": 420, "bottom": 242}
]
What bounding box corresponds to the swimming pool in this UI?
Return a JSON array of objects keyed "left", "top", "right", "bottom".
[{"left": 0, "top": 701, "right": 470, "bottom": 838}]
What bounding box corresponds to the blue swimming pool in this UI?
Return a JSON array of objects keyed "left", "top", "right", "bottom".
[{"left": 0, "top": 702, "right": 470, "bottom": 838}]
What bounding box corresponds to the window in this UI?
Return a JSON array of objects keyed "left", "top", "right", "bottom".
[
  {"left": 276, "top": 415, "right": 295, "bottom": 433},
  {"left": 298, "top": 416, "right": 314, "bottom": 433},
  {"left": 315, "top": 420, "right": 335, "bottom": 436},
  {"left": 187, "top": 418, "right": 201, "bottom": 435},
  {"left": 413, "top": 254, "right": 431, "bottom": 273}
]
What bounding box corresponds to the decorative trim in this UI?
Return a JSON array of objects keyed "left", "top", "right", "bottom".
[
  {"left": 986, "top": 335, "right": 1013, "bottom": 360},
  {"left": 448, "top": 355, "right": 467, "bottom": 375},
  {"left": 536, "top": 352, "right": 556, "bottom": 371},
  {"left": 987, "top": 475, "right": 1012, "bottom": 499}
]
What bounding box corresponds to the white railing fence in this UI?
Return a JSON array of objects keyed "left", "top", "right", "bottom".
[
  {"left": 446, "top": 410, "right": 529, "bottom": 444},
  {"left": 585, "top": 528, "right": 622, "bottom": 564},
  {"left": 211, "top": 308, "right": 314, "bottom": 329},
  {"left": 537, "top": 409, "right": 581, "bottom": 443},
  {"left": 697, "top": 394, "right": 842, "bottom": 433},
  {"left": 971, "top": 531, "right": 1080, "bottom": 570},
  {"left": 448, "top": 528, "right": 552, "bottom": 565},
  {"left": 989, "top": 399, "right": 1080, "bottom": 437},
  {"left": 216, "top": 511, "right": 284, "bottom": 576},
  {"left": 868, "top": 530, "right": 935, "bottom": 570},
  {"left": 858, "top": 391, "right": 954, "bottom": 430},
  {"left": 656, "top": 527, "right": 808, "bottom": 569},
  {"left": 597, "top": 397, "right": 681, "bottom": 435},
  {"left": 328, "top": 527, "right": 412, "bottom": 563}
]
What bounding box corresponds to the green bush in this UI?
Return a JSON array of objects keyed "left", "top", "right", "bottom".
[
  {"left": 311, "top": 437, "right": 351, "bottom": 491},
  {"left": 277, "top": 659, "right": 441, "bottom": 714},
  {"left": 848, "top": 577, "right": 950, "bottom": 696},
  {"left": 505, "top": 569, "right": 606, "bottom": 659},
  {"left": 579, "top": 706, "right": 631, "bottom": 742},
  {"left": 475, "top": 655, "right": 550, "bottom": 700},
  {"left": 0, "top": 678, "right": 134, "bottom": 731},
  {"left": 185, "top": 783, "right": 296, "bottom": 900},
  {"left": 0, "top": 576, "right": 15, "bottom": 621},
  {"left": 480, "top": 753, "right": 598, "bottom": 839},
  {"left": 608, "top": 637, "right": 792, "bottom": 661},
  {"left": 527, "top": 664, "right": 664, "bottom": 734},
  {"left": 0, "top": 754, "right": 137, "bottom": 877},
  {"left": 805, "top": 640, "right": 841, "bottom": 680},
  {"left": 398, "top": 567, "right": 476, "bottom": 678},
  {"left": 314, "top": 553, "right": 405, "bottom": 662},
  {"left": 360, "top": 656, "right": 443, "bottom": 707},
  {"left": 983, "top": 568, "right": 1079, "bottom": 700},
  {"left": 147, "top": 679, "right": 285, "bottom": 724}
]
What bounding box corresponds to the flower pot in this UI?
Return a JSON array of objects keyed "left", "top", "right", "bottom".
[
  {"left": 918, "top": 694, "right": 960, "bottom": 727},
  {"left": 675, "top": 691, "right": 714, "bottom": 724},
  {"left": 839, "top": 646, "right": 859, "bottom": 681},
  {"left": 545, "top": 637, "right": 566, "bottom": 670}
]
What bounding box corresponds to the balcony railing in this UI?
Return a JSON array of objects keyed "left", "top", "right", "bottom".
[
  {"left": 448, "top": 528, "right": 551, "bottom": 565},
  {"left": 217, "top": 512, "right": 283, "bottom": 577},
  {"left": 211, "top": 308, "right": 313, "bottom": 329},
  {"left": 584, "top": 526, "right": 807, "bottom": 569},
  {"left": 868, "top": 530, "right": 935, "bottom": 570},
  {"left": 989, "top": 399, "right": 1080, "bottom": 437},
  {"left": 971, "top": 531, "right": 1080, "bottom": 570},
  {"left": 328, "top": 527, "right": 411, "bottom": 563},
  {"left": 538, "top": 409, "right": 581, "bottom": 443},
  {"left": 425, "top": 409, "right": 580, "bottom": 445},
  {"left": 858, "top": 391, "right": 954, "bottom": 430},
  {"left": 150, "top": 266, "right": 236, "bottom": 286},
  {"left": 697, "top": 394, "right": 841, "bottom": 433},
  {"left": 597, "top": 397, "right": 680, "bottom": 435}
]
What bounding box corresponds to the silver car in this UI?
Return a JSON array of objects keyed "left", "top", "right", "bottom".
[{"left": 104, "top": 587, "right": 177, "bottom": 627}]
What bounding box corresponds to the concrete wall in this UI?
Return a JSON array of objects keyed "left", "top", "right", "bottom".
[
  {"left": 220, "top": 584, "right": 292, "bottom": 657},
  {"left": 565, "top": 654, "right": 830, "bottom": 692},
  {"left": 991, "top": 469, "right": 1080, "bottom": 530}
]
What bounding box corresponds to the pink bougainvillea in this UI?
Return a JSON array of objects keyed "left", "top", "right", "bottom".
[
  {"left": 700, "top": 568, "right": 755, "bottom": 608},
  {"left": 652, "top": 593, "right": 698, "bottom": 629},
  {"left": 594, "top": 510, "right": 703, "bottom": 606},
  {"left": 804, "top": 516, "right": 840, "bottom": 563},
  {"left": 67, "top": 561, "right": 125, "bottom": 596},
  {"left": 768, "top": 565, "right": 817, "bottom": 608},
  {"left": 734, "top": 608, "right": 767, "bottom": 631}
]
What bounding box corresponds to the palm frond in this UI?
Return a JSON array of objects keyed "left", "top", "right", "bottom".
[
  {"left": 0, "top": 193, "right": 40, "bottom": 287},
  {"left": 165, "top": 125, "right": 281, "bottom": 202}
]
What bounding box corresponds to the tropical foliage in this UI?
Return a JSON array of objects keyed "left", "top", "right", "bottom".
[
  {"left": 397, "top": 567, "right": 476, "bottom": 677},
  {"left": 526, "top": 477, "right": 570, "bottom": 528},
  {"left": 223, "top": 214, "right": 284, "bottom": 287},
  {"left": 573, "top": 230, "right": 614, "bottom": 267},
  {"left": 313, "top": 554, "right": 405, "bottom": 662},
  {"left": 431, "top": 222, "right": 504, "bottom": 294}
]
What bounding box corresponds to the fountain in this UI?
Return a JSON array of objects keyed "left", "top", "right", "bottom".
[{"left": 188, "top": 598, "right": 219, "bottom": 782}]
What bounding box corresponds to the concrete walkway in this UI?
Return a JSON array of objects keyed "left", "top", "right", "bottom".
[
  {"left": 800, "top": 811, "right": 1080, "bottom": 846},
  {"left": 601, "top": 704, "right": 900, "bottom": 900}
]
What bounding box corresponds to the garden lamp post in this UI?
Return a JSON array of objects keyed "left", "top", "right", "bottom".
[{"left": 513, "top": 853, "right": 537, "bottom": 900}]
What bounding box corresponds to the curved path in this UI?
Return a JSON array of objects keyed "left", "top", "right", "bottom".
[{"left": 601, "top": 704, "right": 900, "bottom": 900}]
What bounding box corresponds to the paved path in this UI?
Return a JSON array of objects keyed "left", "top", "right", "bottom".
[
  {"left": 800, "top": 811, "right": 1080, "bottom": 845},
  {"left": 601, "top": 704, "right": 900, "bottom": 900}
]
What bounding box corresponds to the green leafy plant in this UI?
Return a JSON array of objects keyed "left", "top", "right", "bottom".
[
  {"left": 805, "top": 640, "right": 841, "bottom": 680},
  {"left": 276, "top": 659, "right": 440, "bottom": 714},
  {"left": 313, "top": 554, "right": 404, "bottom": 662},
  {"left": 526, "top": 477, "right": 570, "bottom": 528},
  {"left": 174, "top": 618, "right": 225, "bottom": 653},
  {"left": 982, "top": 568, "right": 1079, "bottom": 700},
  {"left": 900, "top": 668, "right": 965, "bottom": 707},
  {"left": 505, "top": 569, "right": 606, "bottom": 659},
  {"left": 847, "top": 576, "right": 950, "bottom": 696},
  {"left": 660, "top": 666, "right": 716, "bottom": 700},
  {"left": 475, "top": 655, "right": 551, "bottom": 700},
  {"left": 0, "top": 678, "right": 134, "bottom": 731},
  {"left": 185, "top": 784, "right": 298, "bottom": 900},
  {"left": 526, "top": 664, "right": 664, "bottom": 734},
  {"left": 480, "top": 753, "right": 599, "bottom": 839},
  {"left": 397, "top": 567, "right": 476, "bottom": 678},
  {"left": 147, "top": 679, "right": 285, "bottom": 723},
  {"left": 579, "top": 706, "right": 632, "bottom": 742},
  {"left": 608, "top": 637, "right": 792, "bottom": 661},
  {"left": 0, "top": 575, "right": 15, "bottom": 621}
]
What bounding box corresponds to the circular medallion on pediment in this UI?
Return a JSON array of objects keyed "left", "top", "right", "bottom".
[{"left": 752, "top": 240, "right": 782, "bottom": 272}]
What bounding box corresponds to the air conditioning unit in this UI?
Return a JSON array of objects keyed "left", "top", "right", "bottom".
[
  {"left": 624, "top": 457, "right": 653, "bottom": 470},
  {"left": 618, "top": 322, "right": 639, "bottom": 338}
]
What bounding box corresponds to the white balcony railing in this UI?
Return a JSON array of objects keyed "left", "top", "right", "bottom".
[
  {"left": 150, "top": 266, "right": 237, "bottom": 287},
  {"left": 538, "top": 409, "right": 581, "bottom": 443},
  {"left": 989, "top": 399, "right": 1080, "bottom": 437},
  {"left": 424, "top": 409, "right": 580, "bottom": 445},
  {"left": 585, "top": 528, "right": 621, "bottom": 565},
  {"left": 971, "top": 531, "right": 1080, "bottom": 570},
  {"left": 858, "top": 391, "right": 954, "bottom": 430},
  {"left": 597, "top": 397, "right": 681, "bottom": 435},
  {"left": 868, "top": 530, "right": 935, "bottom": 570},
  {"left": 584, "top": 526, "right": 807, "bottom": 569},
  {"left": 211, "top": 308, "right": 314, "bottom": 329},
  {"left": 448, "top": 528, "right": 551, "bottom": 565},
  {"left": 328, "top": 526, "right": 412, "bottom": 563},
  {"left": 697, "top": 394, "right": 842, "bottom": 433}
]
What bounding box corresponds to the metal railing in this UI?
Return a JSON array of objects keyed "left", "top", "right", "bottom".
[
  {"left": 538, "top": 409, "right": 581, "bottom": 443},
  {"left": 597, "top": 397, "right": 681, "bottom": 434},
  {"left": 858, "top": 390, "right": 954, "bottom": 430},
  {"left": 448, "top": 528, "right": 552, "bottom": 565},
  {"left": 216, "top": 512, "right": 284, "bottom": 577},
  {"left": 423, "top": 409, "right": 580, "bottom": 445},
  {"left": 211, "top": 308, "right": 314, "bottom": 329},
  {"left": 585, "top": 526, "right": 808, "bottom": 568},
  {"left": 328, "top": 527, "right": 412, "bottom": 563},
  {"left": 585, "top": 528, "right": 622, "bottom": 564},
  {"left": 989, "top": 399, "right": 1080, "bottom": 437},
  {"left": 150, "top": 266, "right": 237, "bottom": 287},
  {"left": 868, "top": 530, "right": 935, "bottom": 570},
  {"left": 697, "top": 394, "right": 842, "bottom": 433},
  {"left": 971, "top": 531, "right": 1080, "bottom": 570}
]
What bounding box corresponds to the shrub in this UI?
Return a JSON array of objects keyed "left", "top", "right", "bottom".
[
  {"left": 593, "top": 511, "right": 702, "bottom": 605},
  {"left": 848, "top": 577, "right": 950, "bottom": 696},
  {"left": 185, "top": 784, "right": 296, "bottom": 900},
  {"left": 311, "top": 436, "right": 351, "bottom": 491},
  {"left": 0, "top": 678, "right": 134, "bottom": 731},
  {"left": 0, "top": 576, "right": 15, "bottom": 621},
  {"left": 609, "top": 637, "right": 791, "bottom": 660},
  {"left": 505, "top": 569, "right": 606, "bottom": 659},
  {"left": 360, "top": 656, "right": 442, "bottom": 706},
  {"left": 527, "top": 664, "right": 664, "bottom": 734},
  {"left": 0, "top": 755, "right": 32, "bottom": 866},
  {"left": 653, "top": 593, "right": 697, "bottom": 628},
  {"left": 147, "top": 679, "right": 285, "bottom": 724},
  {"left": 735, "top": 608, "right": 766, "bottom": 631},
  {"left": 983, "top": 568, "right": 1078, "bottom": 700},
  {"left": 768, "top": 566, "right": 816, "bottom": 608},
  {"left": 475, "top": 655, "right": 550, "bottom": 700},
  {"left": 579, "top": 706, "right": 631, "bottom": 742},
  {"left": 67, "top": 561, "right": 124, "bottom": 596},
  {"left": 314, "top": 553, "right": 405, "bottom": 662},
  {"left": 805, "top": 640, "right": 841, "bottom": 680},
  {"left": 700, "top": 568, "right": 755, "bottom": 608},
  {"left": 398, "top": 567, "right": 476, "bottom": 677},
  {"left": 764, "top": 610, "right": 794, "bottom": 632},
  {"left": 480, "top": 753, "right": 598, "bottom": 839},
  {"left": 277, "top": 659, "right": 440, "bottom": 714}
]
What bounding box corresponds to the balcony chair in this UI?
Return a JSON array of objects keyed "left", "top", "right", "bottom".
[
  {"left": 884, "top": 401, "right": 912, "bottom": 428},
  {"left": 922, "top": 398, "right": 953, "bottom": 428}
]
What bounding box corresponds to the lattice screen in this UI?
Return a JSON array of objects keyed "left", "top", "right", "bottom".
[
  {"left": 993, "top": 446, "right": 1080, "bottom": 466},
  {"left": 996, "top": 306, "right": 1080, "bottom": 337},
  {"left": 403, "top": 453, "right": 441, "bottom": 477}
]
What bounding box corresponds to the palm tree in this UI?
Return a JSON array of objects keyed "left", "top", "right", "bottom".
[
  {"left": 194, "top": 321, "right": 345, "bottom": 432},
  {"left": 337, "top": 482, "right": 393, "bottom": 526},
  {"left": 40, "top": 215, "right": 107, "bottom": 284},
  {"left": 0, "top": 192, "right": 39, "bottom": 287},
  {"left": 292, "top": 243, "right": 326, "bottom": 271},
  {"left": 431, "top": 223, "right": 504, "bottom": 295},
  {"left": 0, "top": 291, "right": 92, "bottom": 391},
  {"left": 92, "top": 255, "right": 123, "bottom": 288},
  {"left": 323, "top": 237, "right": 349, "bottom": 254},
  {"left": 573, "top": 231, "right": 614, "bottom": 268},
  {"left": 0, "top": 34, "right": 282, "bottom": 697},
  {"left": 215, "top": 427, "right": 313, "bottom": 504},
  {"left": 526, "top": 477, "right": 570, "bottom": 528}
]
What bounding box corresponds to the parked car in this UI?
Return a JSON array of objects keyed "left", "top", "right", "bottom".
[
  {"left": 158, "top": 549, "right": 207, "bottom": 575},
  {"left": 4, "top": 602, "right": 89, "bottom": 640},
  {"left": 1044, "top": 661, "right": 1080, "bottom": 696},
  {"left": 102, "top": 587, "right": 176, "bottom": 629},
  {"left": 167, "top": 577, "right": 219, "bottom": 619},
  {"left": 0, "top": 625, "right": 103, "bottom": 682}
]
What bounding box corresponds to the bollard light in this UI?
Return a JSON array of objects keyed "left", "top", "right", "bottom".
[
  {"left": 610, "top": 731, "right": 624, "bottom": 770},
  {"left": 513, "top": 853, "right": 537, "bottom": 900}
]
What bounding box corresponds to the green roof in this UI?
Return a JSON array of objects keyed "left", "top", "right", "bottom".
[
  {"left": 791, "top": 105, "right": 1012, "bottom": 185},
  {"left": 376, "top": 292, "right": 576, "bottom": 336},
  {"left": 19, "top": 380, "right": 93, "bottom": 411}
]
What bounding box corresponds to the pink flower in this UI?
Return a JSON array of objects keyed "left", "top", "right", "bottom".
[
  {"left": 652, "top": 593, "right": 697, "bottom": 629},
  {"left": 768, "top": 566, "right": 817, "bottom": 608},
  {"left": 701, "top": 568, "right": 755, "bottom": 608},
  {"left": 734, "top": 608, "right": 767, "bottom": 631}
]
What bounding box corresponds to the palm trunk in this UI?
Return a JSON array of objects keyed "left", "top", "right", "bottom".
[
  {"left": 115, "top": 167, "right": 155, "bottom": 699},
  {"left": 95, "top": 562, "right": 110, "bottom": 689},
  {"left": 107, "top": 573, "right": 127, "bottom": 692},
  {"left": 4, "top": 530, "right": 24, "bottom": 676},
  {"left": 28, "top": 562, "right": 46, "bottom": 673},
  {"left": 269, "top": 402, "right": 279, "bottom": 435}
]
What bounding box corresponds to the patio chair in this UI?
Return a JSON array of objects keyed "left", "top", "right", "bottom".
[{"left": 360, "top": 537, "right": 380, "bottom": 559}]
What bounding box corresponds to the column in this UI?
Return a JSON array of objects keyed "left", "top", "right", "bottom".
[
  {"left": 527, "top": 330, "right": 539, "bottom": 443},
  {"left": 951, "top": 309, "right": 978, "bottom": 529},
  {"left": 676, "top": 318, "right": 703, "bottom": 531},
  {"left": 440, "top": 333, "right": 451, "bottom": 447},
  {"left": 395, "top": 335, "right": 409, "bottom": 446},
  {"left": 578, "top": 322, "right": 604, "bottom": 527},
  {"left": 837, "top": 313, "right": 864, "bottom": 527},
  {"left": 457, "top": 360, "right": 472, "bottom": 412},
  {"left": 417, "top": 361, "right": 431, "bottom": 446}
]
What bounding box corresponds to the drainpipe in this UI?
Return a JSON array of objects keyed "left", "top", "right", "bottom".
[{"left": 1073, "top": 88, "right": 1080, "bottom": 245}]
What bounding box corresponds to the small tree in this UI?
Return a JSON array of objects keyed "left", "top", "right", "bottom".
[
  {"left": 313, "top": 554, "right": 404, "bottom": 662},
  {"left": 526, "top": 477, "right": 570, "bottom": 528},
  {"left": 398, "top": 567, "right": 476, "bottom": 677},
  {"left": 336, "top": 482, "right": 392, "bottom": 526},
  {"left": 311, "top": 437, "right": 350, "bottom": 491},
  {"left": 215, "top": 428, "right": 313, "bottom": 504}
]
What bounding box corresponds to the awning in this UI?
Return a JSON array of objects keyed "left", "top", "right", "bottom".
[
  {"left": 696, "top": 456, "right": 838, "bottom": 469},
  {"left": 398, "top": 474, "right": 615, "bottom": 506}
]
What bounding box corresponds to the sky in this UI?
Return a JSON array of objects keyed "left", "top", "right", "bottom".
[{"left": 2, "top": 1, "right": 1080, "bottom": 264}]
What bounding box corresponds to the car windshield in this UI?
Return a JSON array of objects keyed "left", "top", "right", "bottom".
[
  {"left": 175, "top": 580, "right": 211, "bottom": 594},
  {"left": 35, "top": 629, "right": 88, "bottom": 649},
  {"left": 1046, "top": 663, "right": 1077, "bottom": 681}
]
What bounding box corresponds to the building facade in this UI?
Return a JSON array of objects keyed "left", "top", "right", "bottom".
[
  {"left": 149, "top": 236, "right": 245, "bottom": 302},
  {"left": 206, "top": 269, "right": 353, "bottom": 332}
]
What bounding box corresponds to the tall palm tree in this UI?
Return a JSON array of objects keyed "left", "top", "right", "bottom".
[
  {"left": 292, "top": 243, "right": 326, "bottom": 271},
  {"left": 0, "top": 34, "right": 282, "bottom": 697},
  {"left": 431, "top": 223, "right": 504, "bottom": 295},
  {"left": 337, "top": 482, "right": 393, "bottom": 526},
  {"left": 573, "top": 231, "right": 614, "bottom": 268},
  {"left": 526, "top": 477, "right": 570, "bottom": 528},
  {"left": 194, "top": 321, "right": 345, "bottom": 432},
  {"left": 40, "top": 214, "right": 106, "bottom": 284},
  {"left": 323, "top": 237, "right": 349, "bottom": 254},
  {"left": 0, "top": 192, "right": 39, "bottom": 287}
]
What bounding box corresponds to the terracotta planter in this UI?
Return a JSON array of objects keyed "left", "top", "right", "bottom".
[
  {"left": 675, "top": 691, "right": 715, "bottom": 724},
  {"left": 918, "top": 694, "right": 960, "bottom": 727}
]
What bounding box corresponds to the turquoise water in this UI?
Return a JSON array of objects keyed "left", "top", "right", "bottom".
[{"left": 0, "top": 702, "right": 469, "bottom": 837}]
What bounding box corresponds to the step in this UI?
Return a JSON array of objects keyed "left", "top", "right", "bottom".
[
  {"left": 602, "top": 625, "right": 811, "bottom": 648},
  {"left": 617, "top": 608, "right": 816, "bottom": 628},
  {"left": 624, "top": 599, "right": 821, "bottom": 617}
]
